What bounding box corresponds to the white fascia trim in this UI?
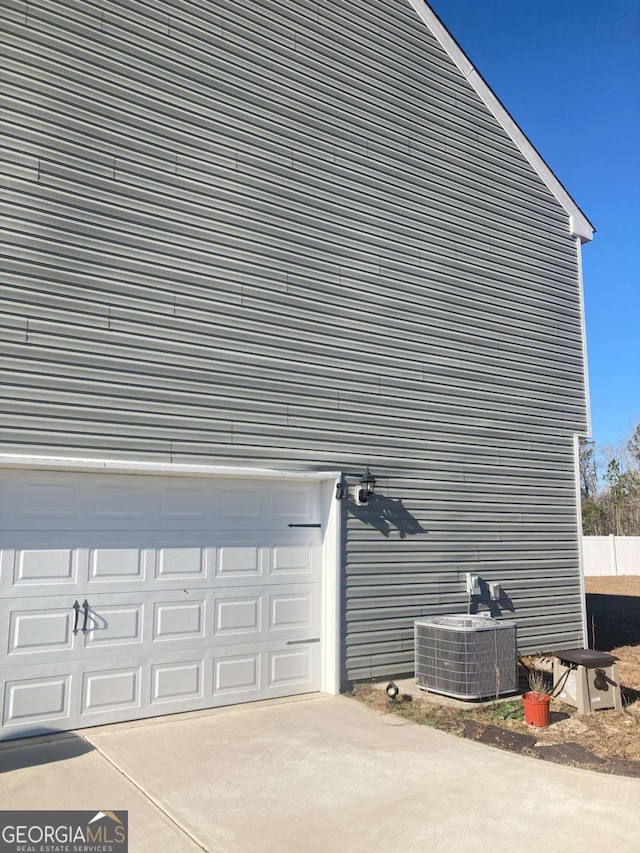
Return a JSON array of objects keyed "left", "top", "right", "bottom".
[
  {"left": 0, "top": 453, "right": 341, "bottom": 481},
  {"left": 407, "top": 0, "right": 595, "bottom": 243},
  {"left": 575, "top": 237, "right": 593, "bottom": 437}
]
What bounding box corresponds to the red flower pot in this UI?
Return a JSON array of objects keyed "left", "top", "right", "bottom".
[{"left": 522, "top": 692, "right": 551, "bottom": 727}]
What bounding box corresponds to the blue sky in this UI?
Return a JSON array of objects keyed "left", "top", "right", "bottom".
[{"left": 430, "top": 0, "right": 640, "bottom": 448}]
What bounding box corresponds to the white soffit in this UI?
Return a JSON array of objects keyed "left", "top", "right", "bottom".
[{"left": 407, "top": 0, "right": 595, "bottom": 243}]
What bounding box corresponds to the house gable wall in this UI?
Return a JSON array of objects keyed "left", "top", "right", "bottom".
[{"left": 0, "top": 0, "right": 588, "bottom": 679}]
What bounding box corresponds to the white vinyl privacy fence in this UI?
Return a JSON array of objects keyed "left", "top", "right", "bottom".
[{"left": 583, "top": 536, "right": 640, "bottom": 576}]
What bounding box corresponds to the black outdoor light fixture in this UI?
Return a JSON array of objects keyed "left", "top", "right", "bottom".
[
  {"left": 360, "top": 465, "right": 376, "bottom": 500},
  {"left": 335, "top": 467, "right": 377, "bottom": 503},
  {"left": 357, "top": 467, "right": 376, "bottom": 505}
]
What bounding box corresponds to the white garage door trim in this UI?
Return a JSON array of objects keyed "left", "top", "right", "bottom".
[
  {"left": 0, "top": 454, "right": 340, "bottom": 482},
  {"left": 0, "top": 454, "right": 342, "bottom": 726}
]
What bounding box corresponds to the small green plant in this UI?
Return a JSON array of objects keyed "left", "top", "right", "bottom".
[{"left": 484, "top": 700, "right": 525, "bottom": 723}]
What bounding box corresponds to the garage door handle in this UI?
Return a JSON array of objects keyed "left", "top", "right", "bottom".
[
  {"left": 286, "top": 638, "right": 320, "bottom": 645},
  {"left": 287, "top": 523, "right": 321, "bottom": 528},
  {"left": 72, "top": 600, "right": 81, "bottom": 635},
  {"left": 82, "top": 600, "right": 90, "bottom": 633}
]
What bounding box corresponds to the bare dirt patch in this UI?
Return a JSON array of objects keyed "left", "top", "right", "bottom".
[
  {"left": 352, "top": 577, "right": 640, "bottom": 768},
  {"left": 585, "top": 576, "right": 640, "bottom": 597},
  {"left": 352, "top": 684, "right": 640, "bottom": 764}
]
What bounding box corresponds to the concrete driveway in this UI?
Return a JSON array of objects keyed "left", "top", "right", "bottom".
[{"left": 2, "top": 694, "right": 639, "bottom": 853}]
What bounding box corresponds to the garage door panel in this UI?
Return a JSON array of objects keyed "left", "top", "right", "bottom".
[
  {"left": 5, "top": 473, "right": 155, "bottom": 531},
  {"left": 153, "top": 599, "right": 206, "bottom": 643},
  {"left": 0, "top": 470, "right": 326, "bottom": 740},
  {"left": 150, "top": 659, "right": 204, "bottom": 705},
  {"left": 79, "top": 591, "right": 211, "bottom": 657},
  {"left": 73, "top": 658, "right": 212, "bottom": 731},
  {"left": 213, "top": 535, "right": 321, "bottom": 587},
  {"left": 216, "top": 543, "right": 263, "bottom": 579},
  {"left": 212, "top": 651, "right": 260, "bottom": 696},
  {"left": 2, "top": 666, "right": 74, "bottom": 736},
  {"left": 84, "top": 477, "right": 169, "bottom": 528},
  {"left": 89, "top": 545, "right": 148, "bottom": 582},
  {"left": 1, "top": 535, "right": 149, "bottom": 596},
  {"left": 81, "top": 666, "right": 143, "bottom": 716},
  {"left": 1, "top": 538, "right": 320, "bottom": 595},
  {"left": 1, "top": 474, "right": 324, "bottom": 532},
  {"left": 74, "top": 651, "right": 214, "bottom": 730},
  {"left": 220, "top": 485, "right": 263, "bottom": 521},
  {"left": 160, "top": 485, "right": 211, "bottom": 519},
  {"left": 1, "top": 595, "right": 86, "bottom": 668},
  {"left": 271, "top": 485, "right": 319, "bottom": 521},
  {"left": 211, "top": 583, "right": 320, "bottom": 647},
  {"left": 84, "top": 603, "right": 144, "bottom": 649},
  {"left": 0, "top": 636, "right": 321, "bottom": 740},
  {"left": 155, "top": 543, "right": 210, "bottom": 580},
  {"left": 268, "top": 646, "right": 316, "bottom": 689},
  {"left": 211, "top": 641, "right": 320, "bottom": 701},
  {"left": 94, "top": 484, "right": 149, "bottom": 519},
  {"left": 271, "top": 542, "right": 316, "bottom": 577},
  {"left": 269, "top": 591, "right": 314, "bottom": 632},
  {"left": 1, "top": 582, "right": 321, "bottom": 665},
  {"left": 9, "top": 609, "right": 74, "bottom": 657},
  {"left": 267, "top": 537, "right": 321, "bottom": 583},
  {"left": 214, "top": 595, "right": 261, "bottom": 640},
  {"left": 2, "top": 603, "right": 321, "bottom": 662},
  {"left": 1, "top": 543, "right": 82, "bottom": 593},
  {"left": 17, "top": 479, "right": 79, "bottom": 520},
  {"left": 15, "top": 546, "right": 77, "bottom": 584},
  {"left": 272, "top": 488, "right": 312, "bottom": 519}
]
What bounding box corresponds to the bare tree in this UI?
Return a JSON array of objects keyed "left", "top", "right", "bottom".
[{"left": 579, "top": 425, "right": 640, "bottom": 535}]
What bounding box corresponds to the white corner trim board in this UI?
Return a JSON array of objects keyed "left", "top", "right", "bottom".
[
  {"left": 575, "top": 236, "right": 593, "bottom": 437},
  {"left": 407, "top": 0, "right": 595, "bottom": 242},
  {"left": 572, "top": 434, "right": 589, "bottom": 648}
]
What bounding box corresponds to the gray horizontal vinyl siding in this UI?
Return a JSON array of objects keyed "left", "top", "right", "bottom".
[{"left": 0, "top": 0, "right": 588, "bottom": 680}]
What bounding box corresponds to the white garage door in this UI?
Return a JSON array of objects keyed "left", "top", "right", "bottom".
[{"left": 0, "top": 469, "right": 325, "bottom": 740}]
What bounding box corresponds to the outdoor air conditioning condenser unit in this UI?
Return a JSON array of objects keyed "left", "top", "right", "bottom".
[{"left": 415, "top": 615, "right": 518, "bottom": 700}]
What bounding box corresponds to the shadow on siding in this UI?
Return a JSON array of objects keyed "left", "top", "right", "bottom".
[{"left": 349, "top": 495, "right": 428, "bottom": 539}]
